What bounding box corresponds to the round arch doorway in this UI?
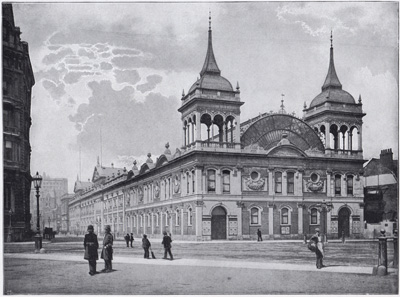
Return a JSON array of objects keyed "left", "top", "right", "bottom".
[
  {"left": 338, "top": 207, "right": 351, "bottom": 238},
  {"left": 211, "top": 206, "right": 227, "bottom": 240}
]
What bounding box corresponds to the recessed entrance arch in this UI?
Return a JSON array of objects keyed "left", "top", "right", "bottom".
[
  {"left": 211, "top": 206, "right": 227, "bottom": 240},
  {"left": 338, "top": 207, "right": 351, "bottom": 238}
]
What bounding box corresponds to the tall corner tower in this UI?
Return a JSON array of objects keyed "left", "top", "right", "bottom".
[
  {"left": 178, "top": 13, "right": 243, "bottom": 150},
  {"left": 303, "top": 32, "right": 365, "bottom": 156}
]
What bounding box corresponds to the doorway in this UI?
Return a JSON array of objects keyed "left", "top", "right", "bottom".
[
  {"left": 211, "top": 206, "right": 227, "bottom": 240},
  {"left": 338, "top": 207, "right": 350, "bottom": 238}
]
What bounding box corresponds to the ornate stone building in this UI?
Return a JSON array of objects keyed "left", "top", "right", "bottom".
[
  {"left": 3, "top": 4, "right": 35, "bottom": 241},
  {"left": 69, "top": 20, "right": 366, "bottom": 240}
]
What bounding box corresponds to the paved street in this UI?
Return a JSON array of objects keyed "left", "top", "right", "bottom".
[{"left": 3, "top": 238, "right": 398, "bottom": 294}]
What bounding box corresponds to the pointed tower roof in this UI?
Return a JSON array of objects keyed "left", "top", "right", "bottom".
[
  {"left": 321, "top": 31, "right": 342, "bottom": 91},
  {"left": 199, "top": 12, "right": 221, "bottom": 76}
]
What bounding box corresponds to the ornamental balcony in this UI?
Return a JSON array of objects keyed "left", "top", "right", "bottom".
[{"left": 181, "top": 140, "right": 241, "bottom": 154}]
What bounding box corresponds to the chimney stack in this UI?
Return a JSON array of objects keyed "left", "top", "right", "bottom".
[{"left": 380, "top": 148, "right": 394, "bottom": 172}]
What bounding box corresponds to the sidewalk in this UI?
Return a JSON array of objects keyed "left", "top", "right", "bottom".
[{"left": 4, "top": 252, "right": 382, "bottom": 275}]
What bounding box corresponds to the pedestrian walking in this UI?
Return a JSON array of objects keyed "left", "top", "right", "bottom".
[
  {"left": 130, "top": 233, "right": 134, "bottom": 247},
  {"left": 100, "top": 225, "right": 113, "bottom": 273},
  {"left": 83, "top": 225, "right": 99, "bottom": 276},
  {"left": 257, "top": 229, "right": 263, "bottom": 241},
  {"left": 162, "top": 231, "right": 173, "bottom": 260},
  {"left": 310, "top": 228, "right": 324, "bottom": 269},
  {"left": 142, "top": 234, "right": 151, "bottom": 259},
  {"left": 124, "top": 233, "right": 130, "bottom": 247}
]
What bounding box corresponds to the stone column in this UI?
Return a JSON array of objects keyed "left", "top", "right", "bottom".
[
  {"left": 234, "top": 116, "right": 241, "bottom": 149},
  {"left": 160, "top": 212, "right": 164, "bottom": 235},
  {"left": 195, "top": 201, "right": 203, "bottom": 240},
  {"left": 181, "top": 209, "right": 184, "bottom": 236},
  {"left": 268, "top": 203, "right": 274, "bottom": 235},
  {"left": 216, "top": 169, "right": 221, "bottom": 195},
  {"left": 196, "top": 112, "right": 201, "bottom": 142},
  {"left": 325, "top": 123, "right": 331, "bottom": 149},
  {"left": 326, "top": 171, "right": 332, "bottom": 197},
  {"left": 297, "top": 203, "right": 303, "bottom": 235},
  {"left": 268, "top": 170, "right": 273, "bottom": 194},
  {"left": 151, "top": 213, "right": 154, "bottom": 235},
  {"left": 282, "top": 171, "right": 287, "bottom": 196},
  {"left": 358, "top": 126, "right": 362, "bottom": 151},
  {"left": 182, "top": 125, "right": 186, "bottom": 147},
  {"left": 136, "top": 214, "right": 139, "bottom": 235}
]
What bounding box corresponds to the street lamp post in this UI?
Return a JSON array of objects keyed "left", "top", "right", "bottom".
[
  {"left": 7, "top": 209, "right": 13, "bottom": 242},
  {"left": 32, "top": 172, "right": 43, "bottom": 252},
  {"left": 316, "top": 201, "right": 333, "bottom": 243}
]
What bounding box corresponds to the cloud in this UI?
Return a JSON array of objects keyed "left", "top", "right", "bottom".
[
  {"left": 64, "top": 57, "right": 80, "bottom": 65},
  {"left": 69, "top": 80, "right": 181, "bottom": 158},
  {"left": 67, "top": 97, "right": 76, "bottom": 107},
  {"left": 112, "top": 48, "right": 141, "bottom": 56},
  {"left": 78, "top": 48, "right": 96, "bottom": 59},
  {"left": 35, "top": 64, "right": 68, "bottom": 84},
  {"left": 111, "top": 55, "right": 145, "bottom": 69},
  {"left": 114, "top": 69, "right": 141, "bottom": 85},
  {"left": 68, "top": 65, "right": 93, "bottom": 71},
  {"left": 42, "top": 47, "right": 74, "bottom": 65},
  {"left": 137, "top": 74, "right": 163, "bottom": 93},
  {"left": 42, "top": 79, "right": 66, "bottom": 100},
  {"left": 64, "top": 71, "right": 97, "bottom": 84},
  {"left": 100, "top": 62, "right": 113, "bottom": 70}
]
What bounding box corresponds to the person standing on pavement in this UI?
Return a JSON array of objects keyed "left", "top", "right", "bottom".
[
  {"left": 83, "top": 225, "right": 99, "bottom": 276},
  {"left": 124, "top": 233, "right": 130, "bottom": 247},
  {"left": 310, "top": 228, "right": 324, "bottom": 269},
  {"left": 130, "top": 233, "right": 134, "bottom": 248},
  {"left": 100, "top": 225, "right": 113, "bottom": 272},
  {"left": 257, "top": 229, "right": 263, "bottom": 241},
  {"left": 162, "top": 231, "right": 173, "bottom": 260},
  {"left": 142, "top": 234, "right": 151, "bottom": 259}
]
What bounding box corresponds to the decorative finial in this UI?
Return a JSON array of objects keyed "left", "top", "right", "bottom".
[
  {"left": 303, "top": 101, "right": 307, "bottom": 109},
  {"left": 236, "top": 81, "right": 240, "bottom": 90},
  {"left": 147, "top": 153, "right": 151, "bottom": 158},
  {"left": 330, "top": 30, "right": 333, "bottom": 48},
  {"left": 133, "top": 160, "right": 137, "bottom": 166},
  {"left": 209, "top": 10, "right": 211, "bottom": 31},
  {"left": 358, "top": 94, "right": 362, "bottom": 104},
  {"left": 165, "top": 142, "right": 170, "bottom": 149},
  {"left": 279, "top": 94, "right": 286, "bottom": 114},
  {"left": 182, "top": 89, "right": 185, "bottom": 97}
]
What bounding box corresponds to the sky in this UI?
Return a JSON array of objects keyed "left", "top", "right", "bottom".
[{"left": 11, "top": 2, "right": 399, "bottom": 192}]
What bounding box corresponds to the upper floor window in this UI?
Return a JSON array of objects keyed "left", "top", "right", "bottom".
[
  {"left": 186, "top": 172, "right": 190, "bottom": 194},
  {"left": 207, "top": 169, "right": 216, "bottom": 193},
  {"left": 192, "top": 171, "right": 195, "bottom": 193},
  {"left": 275, "top": 172, "right": 282, "bottom": 193},
  {"left": 335, "top": 174, "right": 341, "bottom": 195},
  {"left": 222, "top": 170, "right": 230, "bottom": 193},
  {"left": 347, "top": 175, "right": 353, "bottom": 195},
  {"left": 281, "top": 207, "right": 289, "bottom": 225},
  {"left": 287, "top": 172, "right": 295, "bottom": 194}
]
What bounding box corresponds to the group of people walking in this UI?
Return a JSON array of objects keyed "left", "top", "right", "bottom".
[{"left": 83, "top": 225, "right": 174, "bottom": 276}]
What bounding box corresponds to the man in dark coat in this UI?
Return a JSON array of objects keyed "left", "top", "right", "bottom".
[
  {"left": 100, "top": 225, "right": 113, "bottom": 272},
  {"left": 162, "top": 231, "right": 173, "bottom": 260},
  {"left": 130, "top": 233, "right": 134, "bottom": 248},
  {"left": 124, "top": 233, "right": 130, "bottom": 247},
  {"left": 84, "top": 225, "right": 99, "bottom": 276},
  {"left": 142, "top": 234, "right": 151, "bottom": 259},
  {"left": 257, "top": 229, "right": 263, "bottom": 241}
]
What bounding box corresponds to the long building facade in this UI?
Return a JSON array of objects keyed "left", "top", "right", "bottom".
[
  {"left": 69, "top": 22, "right": 366, "bottom": 240},
  {"left": 3, "top": 4, "right": 35, "bottom": 241}
]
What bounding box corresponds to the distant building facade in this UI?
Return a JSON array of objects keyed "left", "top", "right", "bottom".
[
  {"left": 3, "top": 4, "right": 35, "bottom": 241},
  {"left": 29, "top": 173, "right": 68, "bottom": 233},
  {"left": 68, "top": 22, "right": 366, "bottom": 240},
  {"left": 60, "top": 193, "right": 74, "bottom": 234},
  {"left": 363, "top": 148, "right": 398, "bottom": 237}
]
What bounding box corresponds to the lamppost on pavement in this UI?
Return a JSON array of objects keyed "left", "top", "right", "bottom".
[
  {"left": 316, "top": 201, "right": 333, "bottom": 243},
  {"left": 32, "top": 172, "right": 43, "bottom": 252},
  {"left": 6, "top": 209, "right": 13, "bottom": 242}
]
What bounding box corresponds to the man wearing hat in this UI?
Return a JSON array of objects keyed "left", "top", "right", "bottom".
[
  {"left": 83, "top": 225, "right": 99, "bottom": 276},
  {"left": 161, "top": 231, "right": 173, "bottom": 260},
  {"left": 100, "top": 225, "right": 113, "bottom": 273},
  {"left": 310, "top": 228, "right": 324, "bottom": 269}
]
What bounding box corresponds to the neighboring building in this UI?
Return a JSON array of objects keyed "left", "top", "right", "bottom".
[
  {"left": 29, "top": 173, "right": 68, "bottom": 233},
  {"left": 69, "top": 21, "right": 366, "bottom": 240},
  {"left": 60, "top": 193, "right": 74, "bottom": 234},
  {"left": 363, "top": 148, "right": 398, "bottom": 237},
  {"left": 3, "top": 3, "right": 35, "bottom": 241}
]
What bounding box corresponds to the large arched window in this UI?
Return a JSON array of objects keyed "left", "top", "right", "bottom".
[
  {"left": 281, "top": 207, "right": 289, "bottom": 224},
  {"left": 207, "top": 169, "right": 216, "bottom": 193},
  {"left": 310, "top": 208, "right": 318, "bottom": 225},
  {"left": 275, "top": 172, "right": 282, "bottom": 193},
  {"left": 222, "top": 170, "right": 230, "bottom": 193},
  {"left": 347, "top": 175, "right": 353, "bottom": 195},
  {"left": 186, "top": 172, "right": 190, "bottom": 194},
  {"left": 335, "top": 174, "right": 341, "bottom": 196},
  {"left": 250, "top": 207, "right": 260, "bottom": 225},
  {"left": 287, "top": 172, "right": 295, "bottom": 194}
]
